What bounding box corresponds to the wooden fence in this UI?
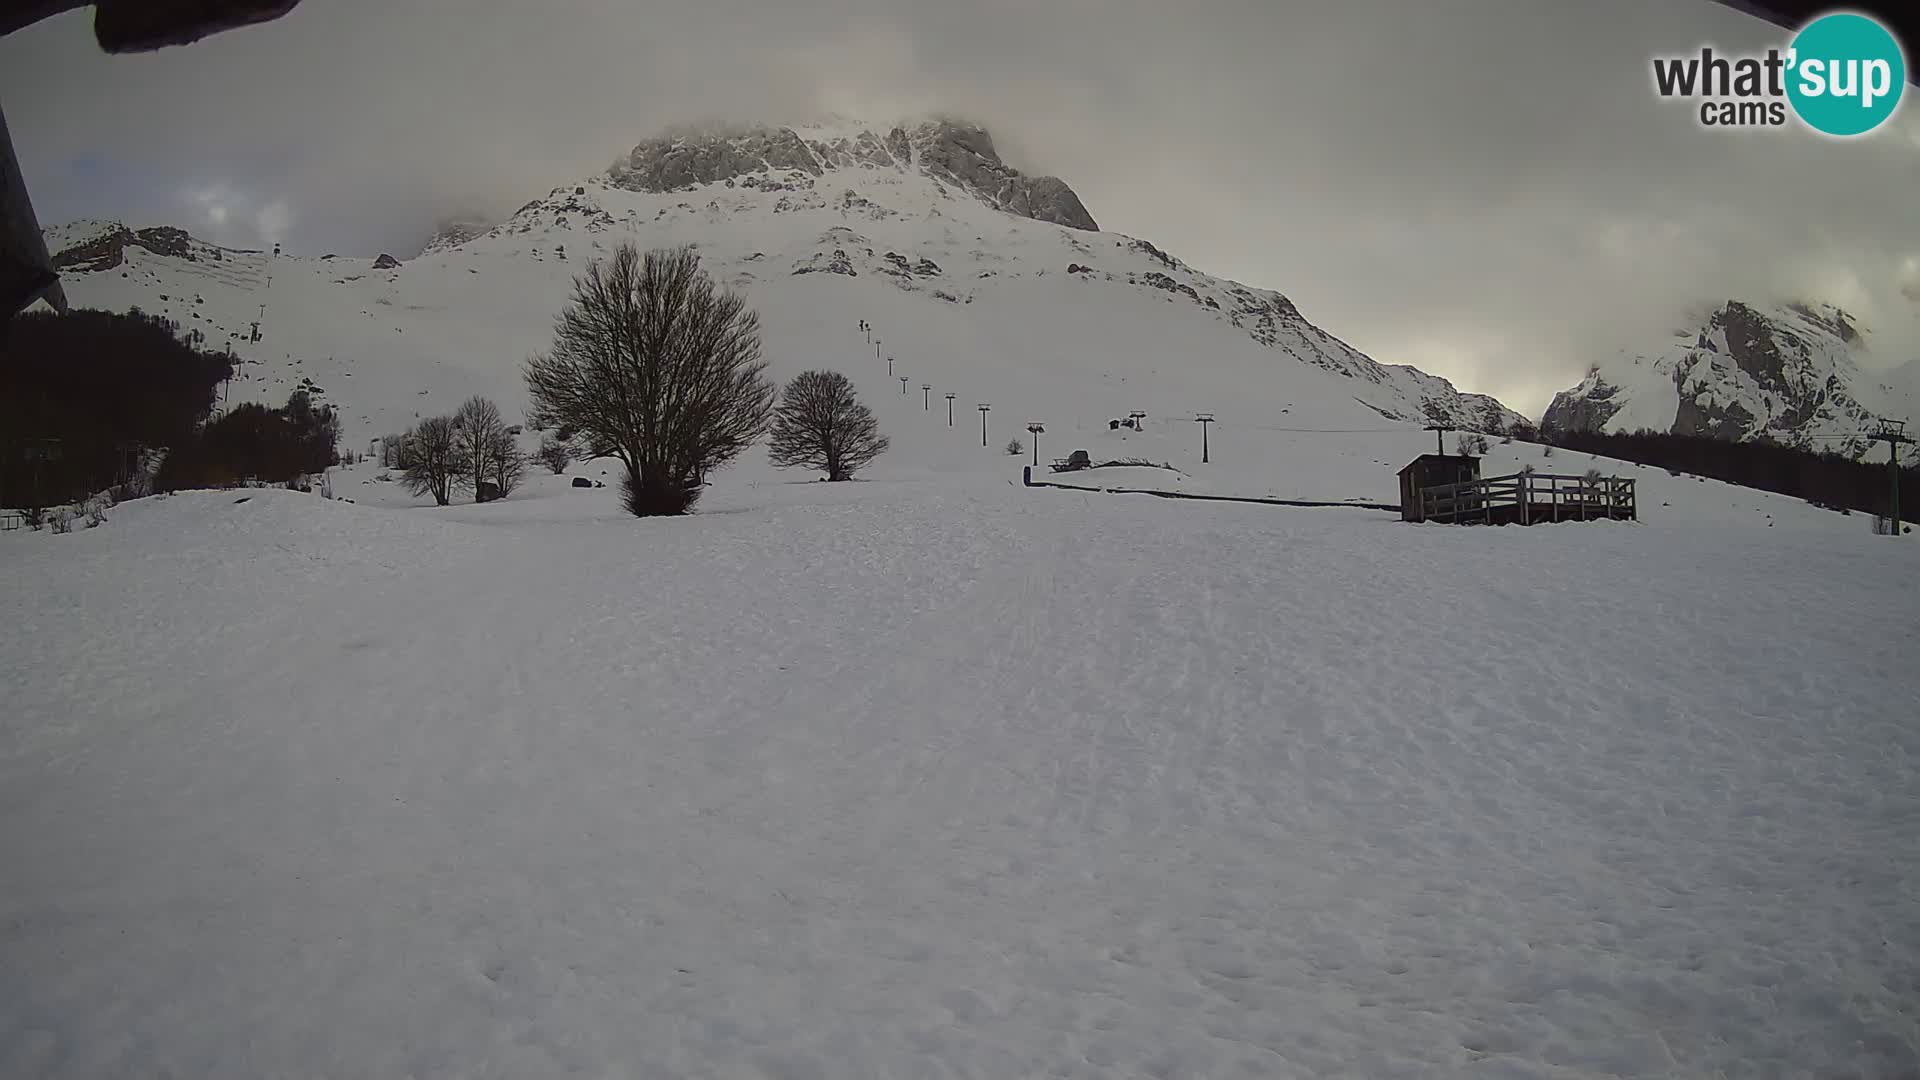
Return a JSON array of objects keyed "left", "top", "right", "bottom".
[{"left": 1421, "top": 471, "right": 1636, "bottom": 525}]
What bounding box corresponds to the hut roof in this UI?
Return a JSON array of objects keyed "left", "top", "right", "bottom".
[{"left": 1396, "top": 453, "right": 1480, "bottom": 478}]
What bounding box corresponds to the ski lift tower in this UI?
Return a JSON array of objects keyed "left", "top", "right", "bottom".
[{"left": 1867, "top": 420, "right": 1912, "bottom": 536}]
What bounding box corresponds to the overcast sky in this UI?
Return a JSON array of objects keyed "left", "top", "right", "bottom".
[{"left": 3, "top": 0, "right": 1915, "bottom": 415}]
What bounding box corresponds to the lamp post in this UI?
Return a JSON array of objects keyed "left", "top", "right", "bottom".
[
  {"left": 922, "top": 384, "right": 932, "bottom": 410},
  {"left": 1195, "top": 413, "right": 1214, "bottom": 463},
  {"left": 900, "top": 376, "right": 910, "bottom": 395},
  {"left": 978, "top": 404, "right": 991, "bottom": 447},
  {"left": 887, "top": 356, "right": 894, "bottom": 377},
  {"left": 1027, "top": 422, "right": 1044, "bottom": 466},
  {"left": 946, "top": 393, "right": 956, "bottom": 426},
  {"left": 1130, "top": 410, "right": 1147, "bottom": 431}
]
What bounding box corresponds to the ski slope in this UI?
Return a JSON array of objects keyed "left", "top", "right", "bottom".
[{"left": 3, "top": 480, "right": 1918, "bottom": 1078}]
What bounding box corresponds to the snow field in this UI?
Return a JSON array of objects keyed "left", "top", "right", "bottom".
[{"left": 3, "top": 488, "right": 1916, "bottom": 1077}]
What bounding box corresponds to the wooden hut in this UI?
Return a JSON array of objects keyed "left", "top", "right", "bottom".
[
  {"left": 1399, "top": 455, "right": 1638, "bottom": 525},
  {"left": 1398, "top": 454, "right": 1481, "bottom": 522}
]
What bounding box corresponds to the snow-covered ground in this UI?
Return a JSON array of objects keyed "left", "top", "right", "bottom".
[{"left": 4, "top": 479, "right": 1917, "bottom": 1078}]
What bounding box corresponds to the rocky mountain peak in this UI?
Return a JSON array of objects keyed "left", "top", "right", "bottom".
[
  {"left": 607, "top": 118, "right": 1099, "bottom": 232},
  {"left": 1781, "top": 300, "right": 1859, "bottom": 344},
  {"left": 48, "top": 222, "right": 224, "bottom": 273},
  {"left": 1542, "top": 298, "right": 1898, "bottom": 456},
  {"left": 420, "top": 217, "right": 495, "bottom": 257}
]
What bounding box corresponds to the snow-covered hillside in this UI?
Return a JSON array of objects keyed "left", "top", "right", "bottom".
[
  {"left": 39, "top": 117, "right": 1526, "bottom": 474},
  {"left": 1543, "top": 300, "right": 1917, "bottom": 457}
]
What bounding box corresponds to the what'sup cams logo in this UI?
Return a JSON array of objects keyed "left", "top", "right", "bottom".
[{"left": 1653, "top": 10, "right": 1906, "bottom": 135}]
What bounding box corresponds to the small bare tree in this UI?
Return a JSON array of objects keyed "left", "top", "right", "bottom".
[
  {"left": 400, "top": 415, "right": 464, "bottom": 506},
  {"left": 488, "top": 427, "right": 527, "bottom": 497},
  {"left": 768, "top": 370, "right": 888, "bottom": 481},
  {"left": 536, "top": 434, "right": 572, "bottom": 474},
  {"left": 1458, "top": 432, "right": 1490, "bottom": 455},
  {"left": 525, "top": 244, "right": 775, "bottom": 515},
  {"left": 1006, "top": 437, "right": 1024, "bottom": 456},
  {"left": 453, "top": 395, "right": 507, "bottom": 500}
]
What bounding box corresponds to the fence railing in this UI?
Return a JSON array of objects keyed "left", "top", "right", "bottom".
[{"left": 1421, "top": 472, "right": 1636, "bottom": 524}]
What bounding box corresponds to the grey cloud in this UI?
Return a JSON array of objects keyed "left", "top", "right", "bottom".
[{"left": 2, "top": 0, "right": 1915, "bottom": 415}]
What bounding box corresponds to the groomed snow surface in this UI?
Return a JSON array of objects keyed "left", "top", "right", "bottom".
[{"left": 4, "top": 473, "right": 1918, "bottom": 1079}]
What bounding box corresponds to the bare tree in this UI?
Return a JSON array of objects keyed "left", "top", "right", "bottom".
[
  {"left": 1006, "top": 437, "right": 1024, "bottom": 456},
  {"left": 488, "top": 427, "right": 527, "bottom": 497},
  {"left": 536, "top": 434, "right": 572, "bottom": 474},
  {"left": 524, "top": 244, "right": 775, "bottom": 515},
  {"left": 400, "top": 415, "right": 464, "bottom": 506},
  {"left": 768, "top": 370, "right": 888, "bottom": 481},
  {"left": 452, "top": 395, "right": 508, "bottom": 500},
  {"left": 378, "top": 433, "right": 411, "bottom": 469}
]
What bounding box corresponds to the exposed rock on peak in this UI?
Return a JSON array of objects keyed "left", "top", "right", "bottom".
[
  {"left": 1542, "top": 299, "right": 1903, "bottom": 456},
  {"left": 608, "top": 118, "right": 1099, "bottom": 232},
  {"left": 51, "top": 224, "right": 200, "bottom": 272},
  {"left": 421, "top": 217, "right": 494, "bottom": 255},
  {"left": 905, "top": 120, "right": 1098, "bottom": 232},
  {"left": 612, "top": 126, "right": 826, "bottom": 192}
]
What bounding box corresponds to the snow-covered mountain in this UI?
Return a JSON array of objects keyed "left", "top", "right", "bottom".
[
  {"left": 610, "top": 118, "right": 1101, "bottom": 234},
  {"left": 1542, "top": 300, "right": 1916, "bottom": 457},
  {"left": 39, "top": 117, "right": 1525, "bottom": 461}
]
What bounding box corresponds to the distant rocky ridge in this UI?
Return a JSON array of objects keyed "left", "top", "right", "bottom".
[
  {"left": 1543, "top": 300, "right": 1910, "bottom": 457},
  {"left": 609, "top": 119, "right": 1099, "bottom": 232},
  {"left": 420, "top": 218, "right": 494, "bottom": 257},
  {"left": 50, "top": 223, "right": 221, "bottom": 272}
]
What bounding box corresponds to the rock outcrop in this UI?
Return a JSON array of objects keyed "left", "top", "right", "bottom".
[
  {"left": 609, "top": 118, "right": 1099, "bottom": 232},
  {"left": 421, "top": 218, "right": 493, "bottom": 255},
  {"left": 51, "top": 224, "right": 198, "bottom": 272},
  {"left": 1543, "top": 300, "right": 1903, "bottom": 456}
]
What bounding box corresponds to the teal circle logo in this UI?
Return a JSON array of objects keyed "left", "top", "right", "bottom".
[{"left": 1786, "top": 13, "right": 1906, "bottom": 136}]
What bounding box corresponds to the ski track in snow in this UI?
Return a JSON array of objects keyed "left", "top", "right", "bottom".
[{"left": 2, "top": 487, "right": 1918, "bottom": 1078}]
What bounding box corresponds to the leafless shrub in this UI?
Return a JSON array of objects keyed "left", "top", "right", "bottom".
[
  {"left": 400, "top": 415, "right": 464, "bottom": 506},
  {"left": 525, "top": 244, "right": 775, "bottom": 515}
]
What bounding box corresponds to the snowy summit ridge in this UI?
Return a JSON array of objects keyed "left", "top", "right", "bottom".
[
  {"left": 1543, "top": 300, "right": 1916, "bottom": 457},
  {"left": 609, "top": 117, "right": 1101, "bottom": 233}
]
